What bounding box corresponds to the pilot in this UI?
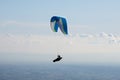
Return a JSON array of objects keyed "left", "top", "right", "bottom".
[{"left": 53, "top": 55, "right": 62, "bottom": 62}]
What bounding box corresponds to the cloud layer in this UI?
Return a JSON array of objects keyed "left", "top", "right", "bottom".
[
  {"left": 0, "top": 21, "right": 48, "bottom": 27},
  {"left": 0, "top": 33, "right": 120, "bottom": 64},
  {"left": 0, "top": 32, "right": 120, "bottom": 54}
]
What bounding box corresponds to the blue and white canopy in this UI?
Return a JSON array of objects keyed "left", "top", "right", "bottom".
[{"left": 50, "top": 16, "right": 68, "bottom": 35}]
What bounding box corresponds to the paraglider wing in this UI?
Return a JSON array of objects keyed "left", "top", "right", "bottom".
[
  {"left": 50, "top": 16, "right": 68, "bottom": 35},
  {"left": 58, "top": 17, "right": 68, "bottom": 35},
  {"left": 50, "top": 16, "right": 59, "bottom": 32}
]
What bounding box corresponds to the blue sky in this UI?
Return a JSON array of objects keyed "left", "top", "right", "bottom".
[
  {"left": 0, "top": 0, "right": 120, "bottom": 65},
  {"left": 1, "top": 0, "right": 120, "bottom": 34}
]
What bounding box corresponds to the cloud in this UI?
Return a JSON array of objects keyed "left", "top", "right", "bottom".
[
  {"left": 0, "top": 33, "right": 120, "bottom": 54},
  {"left": 0, "top": 21, "right": 48, "bottom": 27},
  {"left": 0, "top": 33, "right": 120, "bottom": 64}
]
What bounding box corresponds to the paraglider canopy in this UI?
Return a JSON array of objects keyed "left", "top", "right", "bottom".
[{"left": 50, "top": 16, "right": 68, "bottom": 35}]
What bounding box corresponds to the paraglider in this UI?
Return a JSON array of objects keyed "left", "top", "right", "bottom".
[
  {"left": 53, "top": 55, "right": 62, "bottom": 62},
  {"left": 50, "top": 16, "right": 68, "bottom": 62}
]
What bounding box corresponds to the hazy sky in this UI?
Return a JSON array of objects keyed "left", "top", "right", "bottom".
[
  {"left": 0, "top": 0, "right": 120, "bottom": 65},
  {"left": 1, "top": 0, "right": 120, "bottom": 34}
]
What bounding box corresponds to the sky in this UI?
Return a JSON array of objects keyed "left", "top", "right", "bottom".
[{"left": 0, "top": 0, "right": 120, "bottom": 65}]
